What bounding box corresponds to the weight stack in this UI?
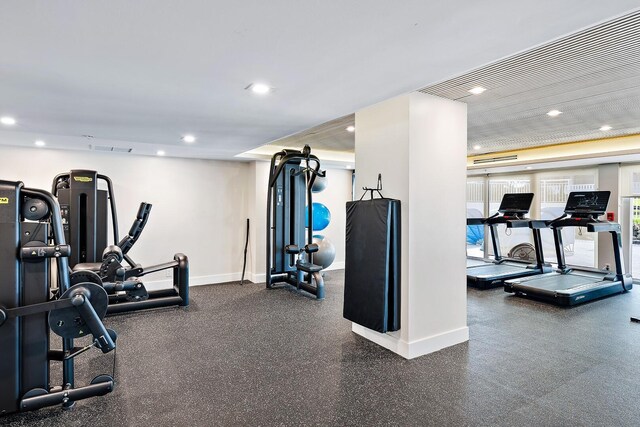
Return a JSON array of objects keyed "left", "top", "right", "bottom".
[{"left": 343, "top": 198, "right": 400, "bottom": 333}]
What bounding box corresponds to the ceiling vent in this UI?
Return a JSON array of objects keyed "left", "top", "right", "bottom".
[
  {"left": 90, "top": 145, "right": 133, "bottom": 153},
  {"left": 473, "top": 155, "right": 518, "bottom": 165}
]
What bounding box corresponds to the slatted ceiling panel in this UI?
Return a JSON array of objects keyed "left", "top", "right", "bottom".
[
  {"left": 419, "top": 9, "right": 640, "bottom": 154},
  {"left": 423, "top": 12, "right": 640, "bottom": 98}
]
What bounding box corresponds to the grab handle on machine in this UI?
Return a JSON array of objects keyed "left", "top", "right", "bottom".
[
  {"left": 304, "top": 244, "right": 319, "bottom": 254},
  {"left": 21, "top": 243, "right": 71, "bottom": 260},
  {"left": 70, "top": 291, "right": 116, "bottom": 353},
  {"left": 285, "top": 245, "right": 301, "bottom": 254}
]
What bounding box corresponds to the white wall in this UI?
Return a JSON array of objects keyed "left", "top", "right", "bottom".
[
  {"left": 309, "top": 168, "right": 352, "bottom": 270},
  {"left": 0, "top": 145, "right": 251, "bottom": 287},
  {"left": 246, "top": 161, "right": 269, "bottom": 283},
  {"left": 598, "top": 163, "right": 621, "bottom": 270}
]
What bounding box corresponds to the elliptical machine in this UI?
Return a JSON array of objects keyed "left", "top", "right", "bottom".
[
  {"left": 52, "top": 170, "right": 189, "bottom": 315},
  {"left": 266, "top": 145, "right": 326, "bottom": 299},
  {"left": 0, "top": 180, "right": 116, "bottom": 415}
]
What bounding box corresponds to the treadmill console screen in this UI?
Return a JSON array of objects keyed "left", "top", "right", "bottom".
[
  {"left": 564, "top": 191, "right": 610, "bottom": 215},
  {"left": 498, "top": 193, "right": 534, "bottom": 214}
]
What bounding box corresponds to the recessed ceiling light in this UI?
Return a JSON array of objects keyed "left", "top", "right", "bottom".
[
  {"left": 599, "top": 125, "right": 612, "bottom": 131},
  {"left": 0, "top": 116, "right": 16, "bottom": 125},
  {"left": 346, "top": 164, "right": 353, "bottom": 169},
  {"left": 156, "top": 150, "right": 165, "bottom": 156},
  {"left": 346, "top": 126, "right": 355, "bottom": 132},
  {"left": 546, "top": 110, "right": 562, "bottom": 117},
  {"left": 34, "top": 140, "right": 46, "bottom": 147},
  {"left": 468, "top": 86, "right": 486, "bottom": 95},
  {"left": 246, "top": 83, "right": 272, "bottom": 95},
  {"left": 525, "top": 166, "right": 532, "bottom": 170},
  {"left": 472, "top": 145, "right": 481, "bottom": 150},
  {"left": 182, "top": 134, "right": 196, "bottom": 143}
]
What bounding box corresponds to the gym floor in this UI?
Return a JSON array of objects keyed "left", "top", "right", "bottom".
[{"left": 4, "top": 271, "right": 640, "bottom": 426}]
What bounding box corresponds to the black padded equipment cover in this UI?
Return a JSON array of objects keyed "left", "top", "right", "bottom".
[{"left": 343, "top": 198, "right": 400, "bottom": 333}]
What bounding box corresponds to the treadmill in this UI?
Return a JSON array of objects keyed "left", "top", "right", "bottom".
[
  {"left": 467, "top": 193, "right": 552, "bottom": 289},
  {"left": 504, "top": 191, "right": 633, "bottom": 306}
]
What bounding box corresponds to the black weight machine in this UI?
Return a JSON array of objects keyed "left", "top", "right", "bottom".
[
  {"left": 0, "top": 180, "right": 116, "bottom": 415},
  {"left": 52, "top": 170, "right": 189, "bottom": 314},
  {"left": 266, "top": 145, "right": 326, "bottom": 299}
]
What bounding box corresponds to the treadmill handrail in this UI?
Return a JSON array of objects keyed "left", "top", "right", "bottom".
[
  {"left": 587, "top": 221, "right": 621, "bottom": 233},
  {"left": 505, "top": 219, "right": 531, "bottom": 229},
  {"left": 485, "top": 212, "right": 525, "bottom": 225},
  {"left": 528, "top": 219, "right": 552, "bottom": 229},
  {"left": 466, "top": 217, "right": 485, "bottom": 226},
  {"left": 550, "top": 215, "right": 604, "bottom": 230}
]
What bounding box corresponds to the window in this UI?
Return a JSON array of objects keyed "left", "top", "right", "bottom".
[
  {"left": 619, "top": 165, "right": 640, "bottom": 278},
  {"left": 487, "top": 175, "right": 532, "bottom": 259},
  {"left": 466, "top": 177, "right": 485, "bottom": 258},
  {"left": 466, "top": 169, "right": 599, "bottom": 267},
  {"left": 538, "top": 169, "right": 598, "bottom": 268}
]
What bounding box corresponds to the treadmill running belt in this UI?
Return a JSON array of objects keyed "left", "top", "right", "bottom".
[
  {"left": 510, "top": 273, "right": 606, "bottom": 293},
  {"left": 467, "top": 258, "right": 488, "bottom": 268},
  {"left": 467, "top": 263, "right": 531, "bottom": 278}
]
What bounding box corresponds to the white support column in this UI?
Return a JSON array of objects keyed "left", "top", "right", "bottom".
[
  {"left": 597, "top": 163, "right": 621, "bottom": 270},
  {"left": 352, "top": 92, "right": 469, "bottom": 359},
  {"left": 620, "top": 197, "right": 634, "bottom": 275},
  {"left": 247, "top": 161, "right": 270, "bottom": 284}
]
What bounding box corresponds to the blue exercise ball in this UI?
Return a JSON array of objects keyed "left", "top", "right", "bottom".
[
  {"left": 312, "top": 235, "right": 336, "bottom": 269},
  {"left": 305, "top": 202, "right": 331, "bottom": 231},
  {"left": 466, "top": 225, "right": 484, "bottom": 245}
]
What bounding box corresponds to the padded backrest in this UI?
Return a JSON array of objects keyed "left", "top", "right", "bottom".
[{"left": 117, "top": 203, "right": 152, "bottom": 255}]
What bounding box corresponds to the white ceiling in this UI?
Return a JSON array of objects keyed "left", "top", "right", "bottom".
[{"left": 1, "top": 1, "right": 638, "bottom": 159}]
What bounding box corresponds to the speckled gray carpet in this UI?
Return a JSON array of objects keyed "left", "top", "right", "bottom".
[{"left": 4, "top": 270, "right": 640, "bottom": 426}]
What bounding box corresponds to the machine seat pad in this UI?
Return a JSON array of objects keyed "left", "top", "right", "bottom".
[
  {"left": 72, "top": 262, "right": 102, "bottom": 272},
  {"left": 297, "top": 261, "right": 322, "bottom": 273}
]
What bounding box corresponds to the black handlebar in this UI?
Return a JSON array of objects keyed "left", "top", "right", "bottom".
[{"left": 268, "top": 146, "right": 323, "bottom": 189}]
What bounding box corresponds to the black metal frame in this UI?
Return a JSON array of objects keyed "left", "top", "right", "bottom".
[
  {"left": 52, "top": 170, "right": 189, "bottom": 314},
  {"left": 52, "top": 170, "right": 118, "bottom": 266},
  {"left": 104, "top": 254, "right": 189, "bottom": 314},
  {"left": 266, "top": 145, "right": 325, "bottom": 299},
  {"left": 0, "top": 180, "right": 115, "bottom": 415},
  {"left": 467, "top": 193, "right": 552, "bottom": 289},
  {"left": 504, "top": 191, "right": 633, "bottom": 306}
]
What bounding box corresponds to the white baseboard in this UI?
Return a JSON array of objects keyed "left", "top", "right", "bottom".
[
  {"left": 325, "top": 261, "right": 345, "bottom": 271},
  {"left": 250, "top": 272, "right": 266, "bottom": 284},
  {"left": 143, "top": 261, "right": 346, "bottom": 291},
  {"left": 248, "top": 261, "right": 344, "bottom": 285},
  {"left": 144, "top": 272, "right": 245, "bottom": 291},
  {"left": 351, "top": 323, "right": 469, "bottom": 360}
]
